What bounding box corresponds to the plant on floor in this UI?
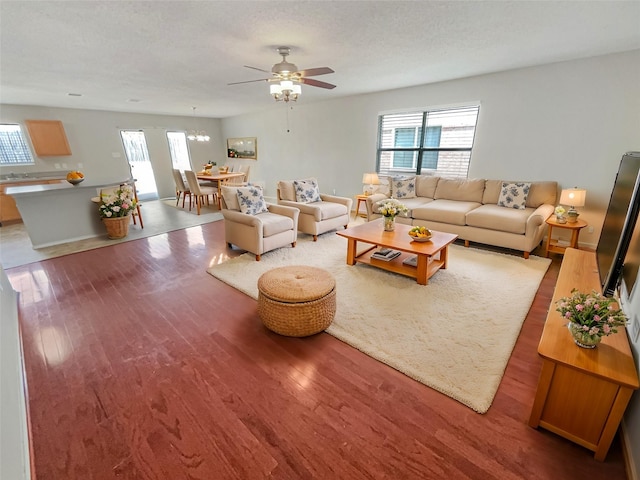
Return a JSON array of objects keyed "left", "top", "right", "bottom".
[{"left": 99, "top": 185, "right": 138, "bottom": 218}]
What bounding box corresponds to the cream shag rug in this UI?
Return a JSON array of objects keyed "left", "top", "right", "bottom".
[{"left": 208, "top": 233, "right": 551, "bottom": 413}]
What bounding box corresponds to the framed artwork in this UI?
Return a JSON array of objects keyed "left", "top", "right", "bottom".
[{"left": 227, "top": 137, "right": 257, "bottom": 159}]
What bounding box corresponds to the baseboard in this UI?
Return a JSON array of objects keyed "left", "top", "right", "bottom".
[{"left": 621, "top": 420, "right": 638, "bottom": 480}]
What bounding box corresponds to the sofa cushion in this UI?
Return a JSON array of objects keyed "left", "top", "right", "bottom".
[
  {"left": 390, "top": 176, "right": 416, "bottom": 199},
  {"left": 483, "top": 180, "right": 558, "bottom": 208},
  {"left": 412, "top": 199, "right": 481, "bottom": 226},
  {"left": 466, "top": 204, "right": 534, "bottom": 235},
  {"left": 314, "top": 201, "right": 348, "bottom": 220},
  {"left": 434, "top": 178, "right": 485, "bottom": 202},
  {"left": 221, "top": 185, "right": 241, "bottom": 211},
  {"left": 294, "top": 178, "right": 321, "bottom": 203},
  {"left": 415, "top": 175, "right": 439, "bottom": 198},
  {"left": 277, "top": 180, "right": 295, "bottom": 201},
  {"left": 258, "top": 211, "right": 295, "bottom": 237},
  {"left": 526, "top": 181, "right": 558, "bottom": 208},
  {"left": 497, "top": 182, "right": 531, "bottom": 210},
  {"left": 237, "top": 186, "right": 269, "bottom": 215}
]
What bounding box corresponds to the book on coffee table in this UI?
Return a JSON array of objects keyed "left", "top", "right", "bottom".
[{"left": 372, "top": 249, "right": 401, "bottom": 261}]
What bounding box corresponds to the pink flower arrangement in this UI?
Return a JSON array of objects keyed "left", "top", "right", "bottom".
[{"left": 555, "top": 289, "right": 627, "bottom": 340}]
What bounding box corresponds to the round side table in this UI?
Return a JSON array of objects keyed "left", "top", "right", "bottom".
[{"left": 545, "top": 216, "right": 588, "bottom": 257}]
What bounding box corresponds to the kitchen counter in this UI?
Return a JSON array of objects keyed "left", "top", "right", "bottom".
[{"left": 6, "top": 178, "right": 132, "bottom": 248}]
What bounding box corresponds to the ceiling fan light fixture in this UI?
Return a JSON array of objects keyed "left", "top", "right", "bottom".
[{"left": 270, "top": 80, "right": 301, "bottom": 103}]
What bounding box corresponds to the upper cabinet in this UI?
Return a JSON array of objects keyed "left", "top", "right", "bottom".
[{"left": 25, "top": 120, "right": 72, "bottom": 156}]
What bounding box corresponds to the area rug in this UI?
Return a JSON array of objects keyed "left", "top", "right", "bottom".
[{"left": 207, "top": 234, "right": 551, "bottom": 413}]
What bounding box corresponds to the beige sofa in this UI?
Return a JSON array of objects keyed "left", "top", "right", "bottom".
[{"left": 365, "top": 176, "right": 557, "bottom": 258}]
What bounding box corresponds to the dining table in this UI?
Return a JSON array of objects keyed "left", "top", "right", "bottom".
[{"left": 196, "top": 171, "right": 246, "bottom": 209}]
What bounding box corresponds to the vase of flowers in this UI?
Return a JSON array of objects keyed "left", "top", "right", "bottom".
[
  {"left": 554, "top": 205, "right": 567, "bottom": 224},
  {"left": 556, "top": 289, "right": 628, "bottom": 349},
  {"left": 376, "top": 199, "right": 408, "bottom": 231},
  {"left": 99, "top": 184, "right": 138, "bottom": 239}
]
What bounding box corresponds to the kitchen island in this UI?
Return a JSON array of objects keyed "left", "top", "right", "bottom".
[{"left": 5, "top": 178, "right": 132, "bottom": 248}]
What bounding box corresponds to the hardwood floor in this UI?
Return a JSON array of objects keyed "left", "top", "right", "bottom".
[{"left": 6, "top": 222, "right": 628, "bottom": 479}]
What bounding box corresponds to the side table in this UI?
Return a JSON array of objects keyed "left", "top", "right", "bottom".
[
  {"left": 354, "top": 194, "right": 369, "bottom": 220},
  {"left": 545, "top": 216, "right": 587, "bottom": 257}
]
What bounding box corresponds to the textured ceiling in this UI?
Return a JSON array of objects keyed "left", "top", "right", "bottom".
[{"left": 1, "top": 1, "right": 639, "bottom": 118}]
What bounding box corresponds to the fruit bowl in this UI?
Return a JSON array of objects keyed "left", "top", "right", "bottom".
[
  {"left": 408, "top": 226, "right": 432, "bottom": 242},
  {"left": 409, "top": 233, "right": 432, "bottom": 242},
  {"left": 67, "top": 178, "right": 84, "bottom": 185}
]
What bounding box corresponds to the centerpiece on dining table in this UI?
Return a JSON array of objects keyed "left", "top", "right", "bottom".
[{"left": 376, "top": 198, "right": 409, "bottom": 231}]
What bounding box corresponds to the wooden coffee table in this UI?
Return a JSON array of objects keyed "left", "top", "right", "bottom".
[{"left": 336, "top": 220, "right": 458, "bottom": 285}]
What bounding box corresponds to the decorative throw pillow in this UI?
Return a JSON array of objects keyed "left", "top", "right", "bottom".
[
  {"left": 391, "top": 176, "right": 416, "bottom": 199},
  {"left": 236, "top": 186, "right": 269, "bottom": 215},
  {"left": 497, "top": 182, "right": 531, "bottom": 210},
  {"left": 293, "top": 178, "right": 321, "bottom": 203}
]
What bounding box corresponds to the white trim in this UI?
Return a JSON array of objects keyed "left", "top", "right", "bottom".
[{"left": 378, "top": 101, "right": 481, "bottom": 117}]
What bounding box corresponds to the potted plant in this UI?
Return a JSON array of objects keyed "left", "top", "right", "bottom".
[
  {"left": 376, "top": 199, "right": 409, "bottom": 231},
  {"left": 555, "top": 289, "right": 628, "bottom": 348},
  {"left": 99, "top": 184, "right": 138, "bottom": 239}
]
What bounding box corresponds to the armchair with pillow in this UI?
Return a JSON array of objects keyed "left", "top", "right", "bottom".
[
  {"left": 277, "top": 178, "right": 352, "bottom": 241},
  {"left": 220, "top": 185, "right": 299, "bottom": 261}
]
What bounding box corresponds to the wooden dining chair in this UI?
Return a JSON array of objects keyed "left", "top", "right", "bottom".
[{"left": 184, "top": 170, "right": 217, "bottom": 215}]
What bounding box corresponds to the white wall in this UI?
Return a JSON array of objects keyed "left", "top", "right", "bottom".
[
  {"left": 0, "top": 106, "right": 225, "bottom": 199},
  {"left": 0, "top": 266, "right": 30, "bottom": 480},
  {"left": 222, "top": 49, "right": 640, "bottom": 248}
]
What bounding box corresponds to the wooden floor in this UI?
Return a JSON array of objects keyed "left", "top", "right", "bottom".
[{"left": 6, "top": 221, "right": 629, "bottom": 479}]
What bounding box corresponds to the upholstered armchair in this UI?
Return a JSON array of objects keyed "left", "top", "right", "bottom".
[
  {"left": 277, "top": 178, "right": 352, "bottom": 241},
  {"left": 220, "top": 185, "right": 299, "bottom": 261}
]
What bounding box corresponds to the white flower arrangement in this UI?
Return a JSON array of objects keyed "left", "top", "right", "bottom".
[
  {"left": 376, "top": 198, "right": 409, "bottom": 218},
  {"left": 99, "top": 185, "right": 137, "bottom": 218},
  {"left": 555, "top": 205, "right": 566, "bottom": 216}
]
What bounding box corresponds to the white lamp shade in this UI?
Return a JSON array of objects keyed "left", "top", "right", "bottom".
[
  {"left": 270, "top": 84, "right": 283, "bottom": 95},
  {"left": 280, "top": 80, "right": 293, "bottom": 89},
  {"left": 362, "top": 173, "right": 380, "bottom": 185},
  {"left": 559, "top": 188, "right": 587, "bottom": 207}
]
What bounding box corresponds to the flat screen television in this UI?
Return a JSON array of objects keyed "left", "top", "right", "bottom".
[{"left": 597, "top": 152, "right": 640, "bottom": 296}]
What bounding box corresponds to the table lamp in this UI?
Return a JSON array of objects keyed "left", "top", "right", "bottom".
[
  {"left": 559, "top": 187, "right": 586, "bottom": 222},
  {"left": 362, "top": 173, "right": 380, "bottom": 195}
]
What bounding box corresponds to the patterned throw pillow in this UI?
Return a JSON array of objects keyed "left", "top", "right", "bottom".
[
  {"left": 293, "top": 178, "right": 321, "bottom": 203},
  {"left": 391, "top": 176, "right": 416, "bottom": 199},
  {"left": 497, "top": 182, "right": 531, "bottom": 209},
  {"left": 236, "top": 186, "right": 269, "bottom": 215}
]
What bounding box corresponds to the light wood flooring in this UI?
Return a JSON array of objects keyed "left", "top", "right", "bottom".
[{"left": 5, "top": 222, "right": 629, "bottom": 479}]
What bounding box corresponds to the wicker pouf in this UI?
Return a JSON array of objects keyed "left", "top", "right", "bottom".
[{"left": 257, "top": 266, "right": 336, "bottom": 337}]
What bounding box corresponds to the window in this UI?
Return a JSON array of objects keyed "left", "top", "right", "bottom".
[
  {"left": 0, "top": 124, "right": 34, "bottom": 165},
  {"left": 166, "top": 131, "right": 192, "bottom": 171},
  {"left": 377, "top": 105, "right": 479, "bottom": 178}
]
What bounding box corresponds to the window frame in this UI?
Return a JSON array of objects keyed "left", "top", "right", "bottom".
[
  {"left": 166, "top": 131, "right": 193, "bottom": 171},
  {"left": 376, "top": 105, "right": 480, "bottom": 179},
  {"left": 0, "top": 123, "right": 35, "bottom": 166}
]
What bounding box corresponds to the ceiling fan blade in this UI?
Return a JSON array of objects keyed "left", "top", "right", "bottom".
[
  {"left": 244, "top": 65, "right": 271, "bottom": 73},
  {"left": 297, "top": 67, "right": 334, "bottom": 77},
  {"left": 298, "top": 77, "right": 336, "bottom": 89},
  {"left": 227, "top": 78, "right": 270, "bottom": 85}
]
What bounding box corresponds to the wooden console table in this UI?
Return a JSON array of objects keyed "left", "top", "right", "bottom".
[{"left": 528, "top": 248, "right": 639, "bottom": 461}]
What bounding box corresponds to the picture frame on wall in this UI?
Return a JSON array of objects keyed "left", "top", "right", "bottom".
[{"left": 227, "top": 137, "right": 257, "bottom": 159}]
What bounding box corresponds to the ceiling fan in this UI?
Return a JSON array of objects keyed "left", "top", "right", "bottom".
[{"left": 228, "top": 46, "right": 336, "bottom": 90}]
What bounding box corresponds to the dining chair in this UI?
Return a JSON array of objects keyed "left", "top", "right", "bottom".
[
  {"left": 172, "top": 169, "right": 191, "bottom": 208},
  {"left": 184, "top": 170, "right": 217, "bottom": 215}
]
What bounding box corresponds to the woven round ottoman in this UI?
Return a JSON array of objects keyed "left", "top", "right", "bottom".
[{"left": 257, "top": 265, "right": 336, "bottom": 337}]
